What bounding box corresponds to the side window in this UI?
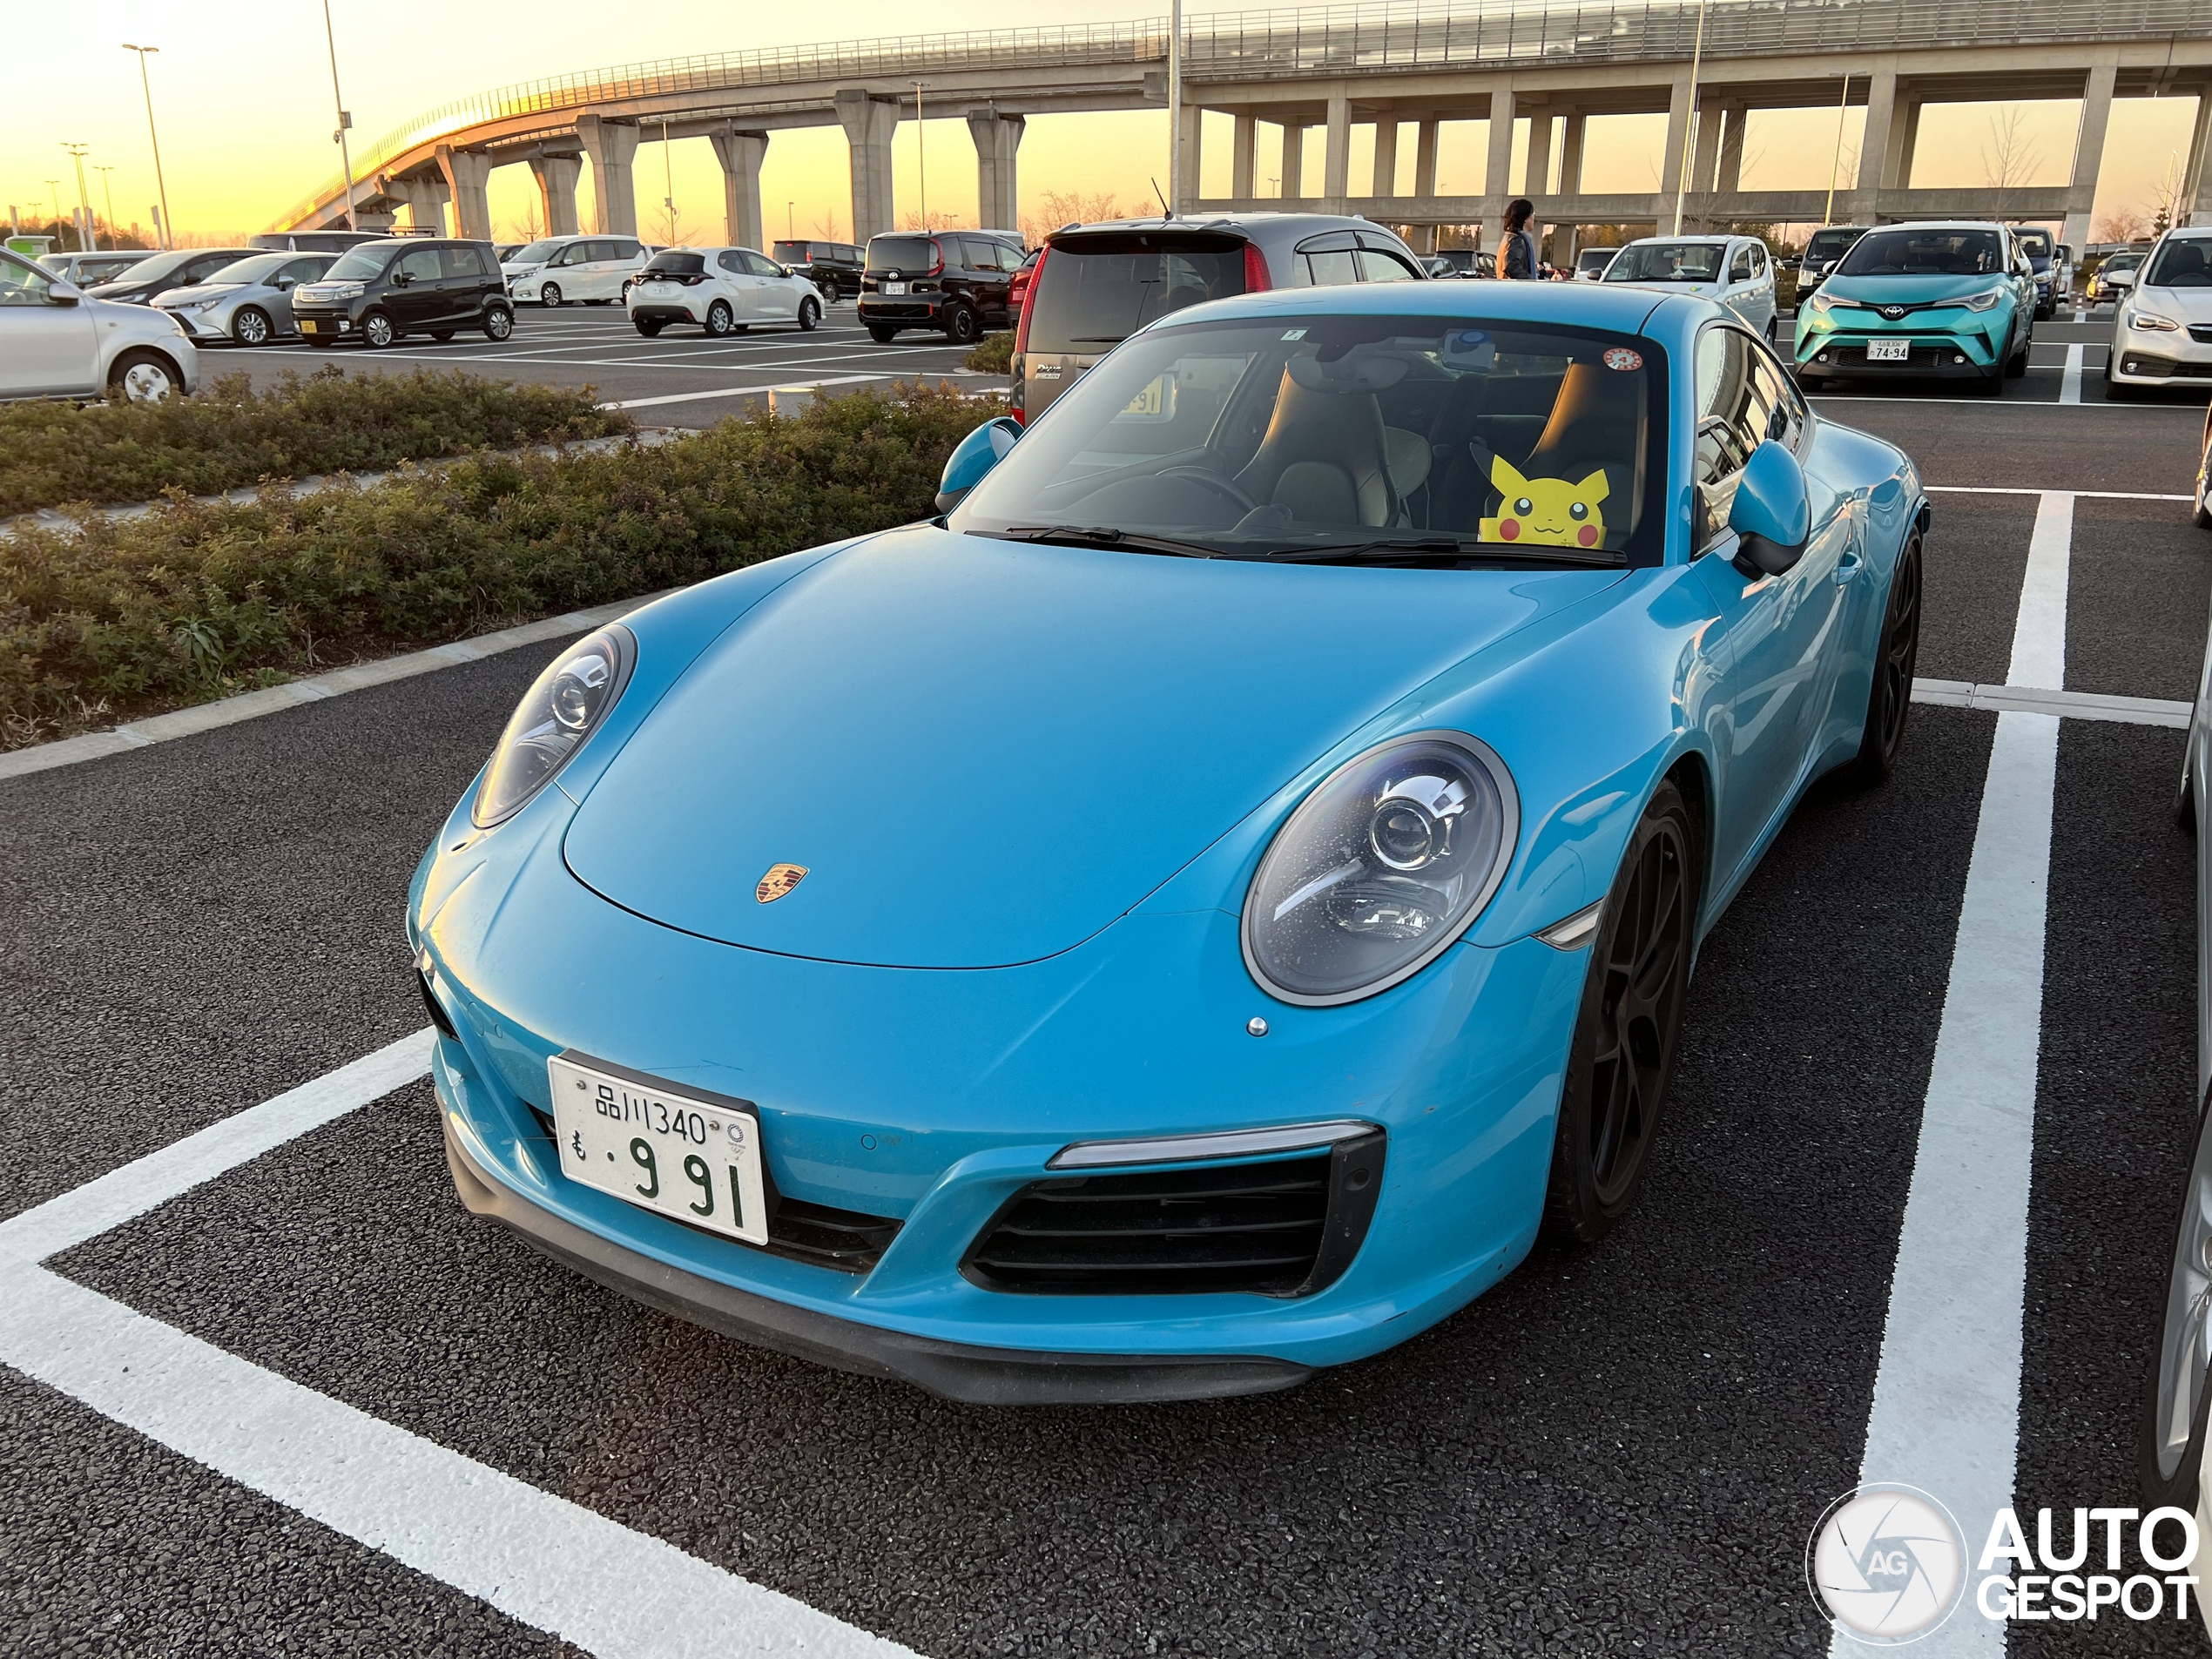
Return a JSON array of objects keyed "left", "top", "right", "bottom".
[
  {"left": 281, "top": 257, "right": 325, "bottom": 284},
  {"left": 188, "top": 254, "right": 234, "bottom": 282},
  {"left": 1693, "top": 327, "right": 1768, "bottom": 547},
  {"left": 1729, "top": 246, "right": 1753, "bottom": 282},
  {"left": 1748, "top": 341, "right": 1805, "bottom": 451},
  {"left": 0, "top": 253, "right": 53, "bottom": 306},
  {"left": 555, "top": 242, "right": 586, "bottom": 266},
  {"left": 396, "top": 247, "right": 442, "bottom": 284},
  {"left": 1750, "top": 245, "right": 1768, "bottom": 276},
  {"left": 1301, "top": 248, "right": 1359, "bottom": 287},
  {"left": 589, "top": 240, "right": 622, "bottom": 264},
  {"left": 743, "top": 250, "right": 782, "bottom": 278},
  {"left": 611, "top": 239, "right": 641, "bottom": 260},
  {"left": 718, "top": 250, "right": 748, "bottom": 274},
  {"left": 1356, "top": 249, "right": 1419, "bottom": 282}
]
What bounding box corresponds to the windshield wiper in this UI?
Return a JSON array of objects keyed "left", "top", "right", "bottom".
[
  {"left": 1260, "top": 535, "right": 1624, "bottom": 569},
  {"left": 989, "top": 524, "right": 1222, "bottom": 559}
]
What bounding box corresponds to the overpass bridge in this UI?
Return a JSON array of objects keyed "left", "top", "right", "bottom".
[{"left": 273, "top": 0, "right": 2212, "bottom": 256}]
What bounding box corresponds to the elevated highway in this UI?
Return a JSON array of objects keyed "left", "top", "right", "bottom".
[{"left": 273, "top": 0, "right": 2212, "bottom": 254}]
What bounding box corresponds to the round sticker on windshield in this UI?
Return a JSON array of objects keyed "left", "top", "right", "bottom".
[
  {"left": 1603, "top": 347, "right": 1644, "bottom": 372},
  {"left": 1444, "top": 329, "right": 1496, "bottom": 371}
]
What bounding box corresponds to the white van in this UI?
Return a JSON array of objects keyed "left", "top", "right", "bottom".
[{"left": 502, "top": 234, "right": 652, "bottom": 307}]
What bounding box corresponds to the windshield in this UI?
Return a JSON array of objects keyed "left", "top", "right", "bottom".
[
  {"left": 2015, "top": 230, "right": 2054, "bottom": 262},
  {"left": 1602, "top": 242, "right": 1723, "bottom": 283},
  {"left": 324, "top": 246, "right": 395, "bottom": 281},
  {"left": 509, "top": 239, "right": 563, "bottom": 265},
  {"left": 867, "top": 236, "right": 936, "bottom": 272},
  {"left": 202, "top": 253, "right": 290, "bottom": 286},
  {"left": 2106, "top": 253, "right": 2144, "bottom": 272},
  {"left": 1027, "top": 234, "right": 1251, "bottom": 352},
  {"left": 954, "top": 314, "right": 1662, "bottom": 565},
  {"left": 2144, "top": 239, "right": 2212, "bottom": 288},
  {"left": 1577, "top": 249, "right": 1615, "bottom": 273},
  {"left": 96, "top": 250, "right": 186, "bottom": 284},
  {"left": 1837, "top": 228, "right": 2005, "bottom": 277},
  {"left": 1805, "top": 229, "right": 1863, "bottom": 262},
  {"left": 644, "top": 252, "right": 705, "bottom": 277}
]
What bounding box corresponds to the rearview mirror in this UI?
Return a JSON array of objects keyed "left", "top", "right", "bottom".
[
  {"left": 1728, "top": 440, "right": 1811, "bottom": 577},
  {"left": 936, "top": 416, "right": 1022, "bottom": 515}
]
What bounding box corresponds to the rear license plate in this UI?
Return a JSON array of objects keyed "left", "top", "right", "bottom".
[
  {"left": 550, "top": 1054, "right": 768, "bottom": 1245},
  {"left": 644, "top": 282, "right": 671, "bottom": 294},
  {"left": 1866, "top": 338, "right": 1911, "bottom": 362},
  {"left": 883, "top": 281, "right": 907, "bottom": 295}
]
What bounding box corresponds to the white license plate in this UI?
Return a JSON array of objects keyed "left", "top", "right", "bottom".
[
  {"left": 883, "top": 281, "right": 907, "bottom": 295},
  {"left": 1866, "top": 338, "right": 1911, "bottom": 362},
  {"left": 550, "top": 1055, "right": 768, "bottom": 1245},
  {"left": 644, "top": 282, "right": 671, "bottom": 294}
]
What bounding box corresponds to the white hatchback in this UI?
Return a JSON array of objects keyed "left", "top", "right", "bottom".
[
  {"left": 1599, "top": 233, "right": 1778, "bottom": 337},
  {"left": 502, "top": 234, "right": 651, "bottom": 307},
  {"left": 627, "top": 247, "right": 823, "bottom": 337},
  {"left": 0, "top": 246, "right": 199, "bottom": 402}
]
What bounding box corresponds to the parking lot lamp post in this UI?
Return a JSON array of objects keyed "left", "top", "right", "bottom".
[
  {"left": 914, "top": 82, "right": 927, "bottom": 229},
  {"left": 1167, "top": 0, "right": 1182, "bottom": 214},
  {"left": 122, "top": 46, "right": 172, "bottom": 251},
  {"left": 45, "top": 181, "right": 64, "bottom": 247},
  {"left": 1823, "top": 73, "right": 1851, "bottom": 227},
  {"left": 1671, "top": 0, "right": 1708, "bottom": 237},
  {"left": 64, "top": 144, "right": 96, "bottom": 251},
  {"left": 659, "top": 118, "right": 676, "bottom": 245},
  {"left": 321, "top": 0, "right": 357, "bottom": 232},
  {"left": 93, "top": 165, "right": 118, "bottom": 246}
]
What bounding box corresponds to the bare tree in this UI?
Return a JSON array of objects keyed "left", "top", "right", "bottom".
[
  {"left": 814, "top": 210, "right": 844, "bottom": 241},
  {"left": 2095, "top": 206, "right": 2149, "bottom": 245},
  {"left": 2144, "top": 152, "right": 2188, "bottom": 235},
  {"left": 504, "top": 199, "right": 544, "bottom": 245},
  {"left": 1981, "top": 109, "right": 2041, "bottom": 216},
  {"left": 899, "top": 208, "right": 966, "bottom": 232}
]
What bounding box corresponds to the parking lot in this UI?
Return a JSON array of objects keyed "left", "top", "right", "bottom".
[{"left": 5, "top": 311, "right": 2212, "bottom": 1657}]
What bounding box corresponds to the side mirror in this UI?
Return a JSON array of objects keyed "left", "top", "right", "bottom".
[
  {"left": 935, "top": 415, "right": 1022, "bottom": 515},
  {"left": 47, "top": 285, "right": 81, "bottom": 307},
  {"left": 1727, "top": 440, "right": 1811, "bottom": 577},
  {"left": 392, "top": 270, "right": 411, "bottom": 287}
]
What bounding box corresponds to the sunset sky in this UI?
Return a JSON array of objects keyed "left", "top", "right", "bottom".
[{"left": 7, "top": 0, "right": 2199, "bottom": 247}]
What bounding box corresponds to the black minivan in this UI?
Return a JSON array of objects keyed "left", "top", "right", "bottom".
[
  {"left": 291, "top": 238, "right": 513, "bottom": 348},
  {"left": 858, "top": 231, "right": 1025, "bottom": 343},
  {"left": 772, "top": 239, "right": 864, "bottom": 300}
]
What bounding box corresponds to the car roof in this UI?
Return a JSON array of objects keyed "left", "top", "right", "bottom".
[
  {"left": 1864, "top": 219, "right": 2010, "bottom": 233},
  {"left": 1157, "top": 271, "right": 1676, "bottom": 340},
  {"left": 1048, "top": 212, "right": 1412, "bottom": 245}
]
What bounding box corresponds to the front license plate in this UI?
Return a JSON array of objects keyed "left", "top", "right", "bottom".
[
  {"left": 883, "top": 281, "right": 907, "bottom": 295},
  {"left": 1866, "top": 338, "right": 1911, "bottom": 362},
  {"left": 549, "top": 1054, "right": 768, "bottom": 1245},
  {"left": 300, "top": 320, "right": 323, "bottom": 334}
]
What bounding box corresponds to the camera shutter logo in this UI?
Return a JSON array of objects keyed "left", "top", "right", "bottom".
[{"left": 1806, "top": 1485, "right": 1966, "bottom": 1644}]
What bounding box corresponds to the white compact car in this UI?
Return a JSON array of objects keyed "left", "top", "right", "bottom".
[
  {"left": 502, "top": 234, "right": 651, "bottom": 307},
  {"left": 2105, "top": 227, "right": 2212, "bottom": 399},
  {"left": 626, "top": 246, "right": 822, "bottom": 337},
  {"left": 0, "top": 245, "right": 199, "bottom": 402},
  {"left": 1599, "top": 233, "right": 1777, "bottom": 336}
]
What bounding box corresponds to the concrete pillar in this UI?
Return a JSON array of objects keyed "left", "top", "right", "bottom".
[
  {"left": 1716, "top": 107, "right": 1746, "bottom": 197},
  {"left": 435, "top": 145, "right": 493, "bottom": 244},
  {"left": 1231, "top": 113, "right": 1257, "bottom": 199},
  {"left": 834, "top": 91, "right": 900, "bottom": 242},
  {"left": 528, "top": 154, "right": 581, "bottom": 238},
  {"left": 2183, "top": 91, "right": 2212, "bottom": 228},
  {"left": 1280, "top": 122, "right": 1304, "bottom": 199},
  {"left": 1415, "top": 119, "right": 1440, "bottom": 198},
  {"left": 706, "top": 126, "right": 768, "bottom": 251},
  {"left": 574, "top": 113, "right": 641, "bottom": 237},
  {"left": 1526, "top": 108, "right": 1553, "bottom": 197},
  {"left": 1174, "top": 101, "right": 1201, "bottom": 214},
  {"left": 1560, "top": 112, "right": 1586, "bottom": 196},
  {"left": 1482, "top": 84, "right": 1516, "bottom": 249},
  {"left": 1658, "top": 68, "right": 1696, "bottom": 232},
  {"left": 1854, "top": 66, "right": 1898, "bottom": 219},
  {"left": 1324, "top": 85, "right": 1352, "bottom": 211},
  {"left": 1689, "top": 101, "right": 1724, "bottom": 204},
  {"left": 1891, "top": 98, "right": 1923, "bottom": 192},
  {"left": 381, "top": 172, "right": 448, "bottom": 235},
  {"left": 1372, "top": 118, "right": 1399, "bottom": 199},
  {"left": 2065, "top": 60, "right": 2118, "bottom": 251},
  {"left": 967, "top": 107, "right": 1024, "bottom": 231}
]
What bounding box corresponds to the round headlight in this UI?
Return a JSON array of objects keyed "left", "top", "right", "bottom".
[
  {"left": 474, "top": 625, "right": 634, "bottom": 827},
  {"left": 1244, "top": 732, "right": 1518, "bottom": 1006}
]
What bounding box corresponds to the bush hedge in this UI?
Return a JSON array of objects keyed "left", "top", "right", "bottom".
[
  {"left": 0, "top": 383, "right": 990, "bottom": 745},
  {"left": 0, "top": 368, "right": 631, "bottom": 518},
  {"left": 964, "top": 332, "right": 1016, "bottom": 374}
]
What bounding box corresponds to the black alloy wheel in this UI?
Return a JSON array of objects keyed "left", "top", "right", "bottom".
[
  {"left": 361, "top": 310, "right": 395, "bottom": 349},
  {"left": 1541, "top": 779, "right": 1699, "bottom": 1244},
  {"left": 944, "top": 303, "right": 981, "bottom": 345},
  {"left": 483, "top": 306, "right": 513, "bottom": 341},
  {"left": 1851, "top": 536, "right": 1922, "bottom": 785},
  {"left": 232, "top": 307, "right": 271, "bottom": 347},
  {"left": 705, "top": 300, "right": 735, "bottom": 338}
]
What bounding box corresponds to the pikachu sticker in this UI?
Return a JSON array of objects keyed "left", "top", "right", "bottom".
[{"left": 1480, "top": 456, "right": 1609, "bottom": 549}]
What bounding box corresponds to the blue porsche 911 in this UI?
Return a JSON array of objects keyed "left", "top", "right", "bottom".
[{"left": 409, "top": 280, "right": 1927, "bottom": 1404}]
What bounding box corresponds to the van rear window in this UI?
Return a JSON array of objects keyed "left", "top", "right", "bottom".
[
  {"left": 1025, "top": 234, "right": 1250, "bottom": 354},
  {"left": 867, "top": 237, "right": 936, "bottom": 272}
]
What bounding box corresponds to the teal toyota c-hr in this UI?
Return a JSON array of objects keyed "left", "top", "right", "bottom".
[{"left": 1792, "top": 220, "right": 2036, "bottom": 395}]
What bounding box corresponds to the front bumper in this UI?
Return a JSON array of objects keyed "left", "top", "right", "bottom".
[
  {"left": 2107, "top": 326, "right": 2212, "bottom": 386},
  {"left": 158, "top": 306, "right": 233, "bottom": 341},
  {"left": 293, "top": 309, "right": 358, "bottom": 339},
  {"left": 1795, "top": 311, "right": 2004, "bottom": 379}
]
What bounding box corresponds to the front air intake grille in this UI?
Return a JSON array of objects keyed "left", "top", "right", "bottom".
[{"left": 963, "top": 1130, "right": 1386, "bottom": 1298}]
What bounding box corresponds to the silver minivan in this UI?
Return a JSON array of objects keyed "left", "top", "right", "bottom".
[
  {"left": 1012, "top": 213, "right": 1426, "bottom": 423},
  {"left": 1597, "top": 233, "right": 1777, "bottom": 337}
]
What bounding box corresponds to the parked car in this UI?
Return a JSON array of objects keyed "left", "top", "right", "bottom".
[
  {"left": 1796, "top": 224, "right": 1871, "bottom": 300},
  {"left": 2088, "top": 250, "right": 2146, "bottom": 305},
  {"left": 84, "top": 246, "right": 260, "bottom": 307},
  {"left": 2013, "top": 226, "right": 2073, "bottom": 319},
  {"left": 290, "top": 238, "right": 512, "bottom": 348},
  {"left": 37, "top": 250, "right": 148, "bottom": 287},
  {"left": 860, "top": 229, "right": 1027, "bottom": 344},
  {"left": 495, "top": 244, "right": 523, "bottom": 265},
  {"left": 1793, "top": 220, "right": 2036, "bottom": 395},
  {"left": 1573, "top": 247, "right": 1618, "bottom": 281},
  {"left": 248, "top": 230, "right": 389, "bottom": 254},
  {"left": 500, "top": 234, "right": 651, "bottom": 307},
  {"left": 627, "top": 246, "right": 822, "bottom": 337},
  {"left": 771, "top": 239, "right": 864, "bottom": 301},
  {"left": 152, "top": 251, "right": 334, "bottom": 347},
  {"left": 1600, "top": 235, "right": 1777, "bottom": 335},
  {"left": 1012, "top": 213, "right": 1426, "bottom": 422},
  {"left": 413, "top": 280, "right": 1927, "bottom": 1405},
  {"left": 0, "top": 245, "right": 198, "bottom": 401},
  {"left": 1008, "top": 246, "right": 1041, "bottom": 315},
  {"left": 2105, "top": 227, "right": 2212, "bottom": 399}
]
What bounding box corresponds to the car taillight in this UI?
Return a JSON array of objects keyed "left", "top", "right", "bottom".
[
  {"left": 1014, "top": 246, "right": 1049, "bottom": 354},
  {"left": 1008, "top": 368, "right": 1025, "bottom": 425},
  {"left": 1243, "top": 241, "right": 1271, "bottom": 293}
]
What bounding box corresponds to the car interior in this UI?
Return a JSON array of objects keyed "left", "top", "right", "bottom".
[{"left": 2147, "top": 241, "right": 2212, "bottom": 288}]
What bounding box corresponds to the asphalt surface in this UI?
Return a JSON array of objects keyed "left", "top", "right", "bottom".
[{"left": 4, "top": 331, "right": 2212, "bottom": 1656}]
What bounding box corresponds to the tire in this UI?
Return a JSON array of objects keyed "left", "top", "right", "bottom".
[
  {"left": 1849, "top": 536, "right": 1922, "bottom": 786},
  {"left": 817, "top": 280, "right": 837, "bottom": 307},
  {"left": 541, "top": 282, "right": 563, "bottom": 307},
  {"left": 106, "top": 348, "right": 182, "bottom": 403},
  {"left": 797, "top": 295, "right": 820, "bottom": 332},
  {"left": 430, "top": 329, "right": 455, "bottom": 342},
  {"left": 2006, "top": 336, "right": 2029, "bottom": 379},
  {"left": 705, "top": 300, "right": 736, "bottom": 338},
  {"left": 482, "top": 305, "right": 513, "bottom": 342},
  {"left": 2106, "top": 369, "right": 2138, "bottom": 402},
  {"left": 2141, "top": 1089, "right": 2212, "bottom": 1510},
  {"left": 361, "top": 310, "right": 396, "bottom": 349},
  {"left": 634, "top": 317, "right": 664, "bottom": 338},
  {"left": 867, "top": 324, "right": 897, "bottom": 342},
  {"left": 1974, "top": 364, "right": 2004, "bottom": 396},
  {"left": 943, "top": 303, "right": 981, "bottom": 345},
  {"left": 232, "top": 307, "right": 272, "bottom": 347},
  {"left": 1541, "top": 779, "right": 1700, "bottom": 1246}
]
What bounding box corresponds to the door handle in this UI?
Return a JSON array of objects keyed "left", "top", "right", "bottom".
[{"left": 1835, "top": 548, "right": 1863, "bottom": 583}]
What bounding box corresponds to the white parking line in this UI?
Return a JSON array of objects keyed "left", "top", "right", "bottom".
[
  {"left": 1926, "top": 485, "right": 2191, "bottom": 501},
  {"left": 1834, "top": 491, "right": 2070, "bottom": 1655},
  {"left": 2060, "top": 343, "right": 2085, "bottom": 405},
  {"left": 0, "top": 1034, "right": 918, "bottom": 1659},
  {"left": 601, "top": 374, "right": 889, "bottom": 411}
]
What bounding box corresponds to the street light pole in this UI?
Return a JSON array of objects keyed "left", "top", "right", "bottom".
[
  {"left": 93, "top": 165, "right": 118, "bottom": 246},
  {"left": 122, "top": 45, "right": 172, "bottom": 251},
  {"left": 46, "top": 180, "right": 64, "bottom": 247},
  {"left": 1167, "top": 0, "right": 1183, "bottom": 215},
  {"left": 63, "top": 145, "right": 95, "bottom": 251},
  {"left": 320, "top": 0, "right": 357, "bottom": 231},
  {"left": 914, "top": 81, "right": 927, "bottom": 230},
  {"left": 1823, "top": 74, "right": 1851, "bottom": 227},
  {"left": 1671, "top": 0, "right": 1709, "bottom": 237}
]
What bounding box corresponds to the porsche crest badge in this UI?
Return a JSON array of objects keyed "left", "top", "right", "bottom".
[{"left": 755, "top": 863, "right": 808, "bottom": 903}]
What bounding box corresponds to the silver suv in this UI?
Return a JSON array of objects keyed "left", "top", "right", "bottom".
[{"left": 1012, "top": 213, "right": 1426, "bottom": 422}]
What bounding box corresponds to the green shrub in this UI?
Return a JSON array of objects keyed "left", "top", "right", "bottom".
[
  {"left": 0, "top": 383, "right": 994, "bottom": 740},
  {"left": 964, "top": 331, "right": 1015, "bottom": 374},
  {"left": 0, "top": 368, "right": 631, "bottom": 517}
]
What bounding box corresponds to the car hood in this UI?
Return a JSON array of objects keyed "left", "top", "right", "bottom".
[
  {"left": 154, "top": 282, "right": 246, "bottom": 307},
  {"left": 502, "top": 262, "right": 543, "bottom": 276},
  {"left": 563, "top": 525, "right": 1622, "bottom": 968},
  {"left": 2133, "top": 282, "right": 2212, "bottom": 320},
  {"left": 1819, "top": 273, "right": 2013, "bottom": 307}
]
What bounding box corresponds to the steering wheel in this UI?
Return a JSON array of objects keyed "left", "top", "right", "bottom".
[{"left": 1157, "top": 467, "right": 1258, "bottom": 514}]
